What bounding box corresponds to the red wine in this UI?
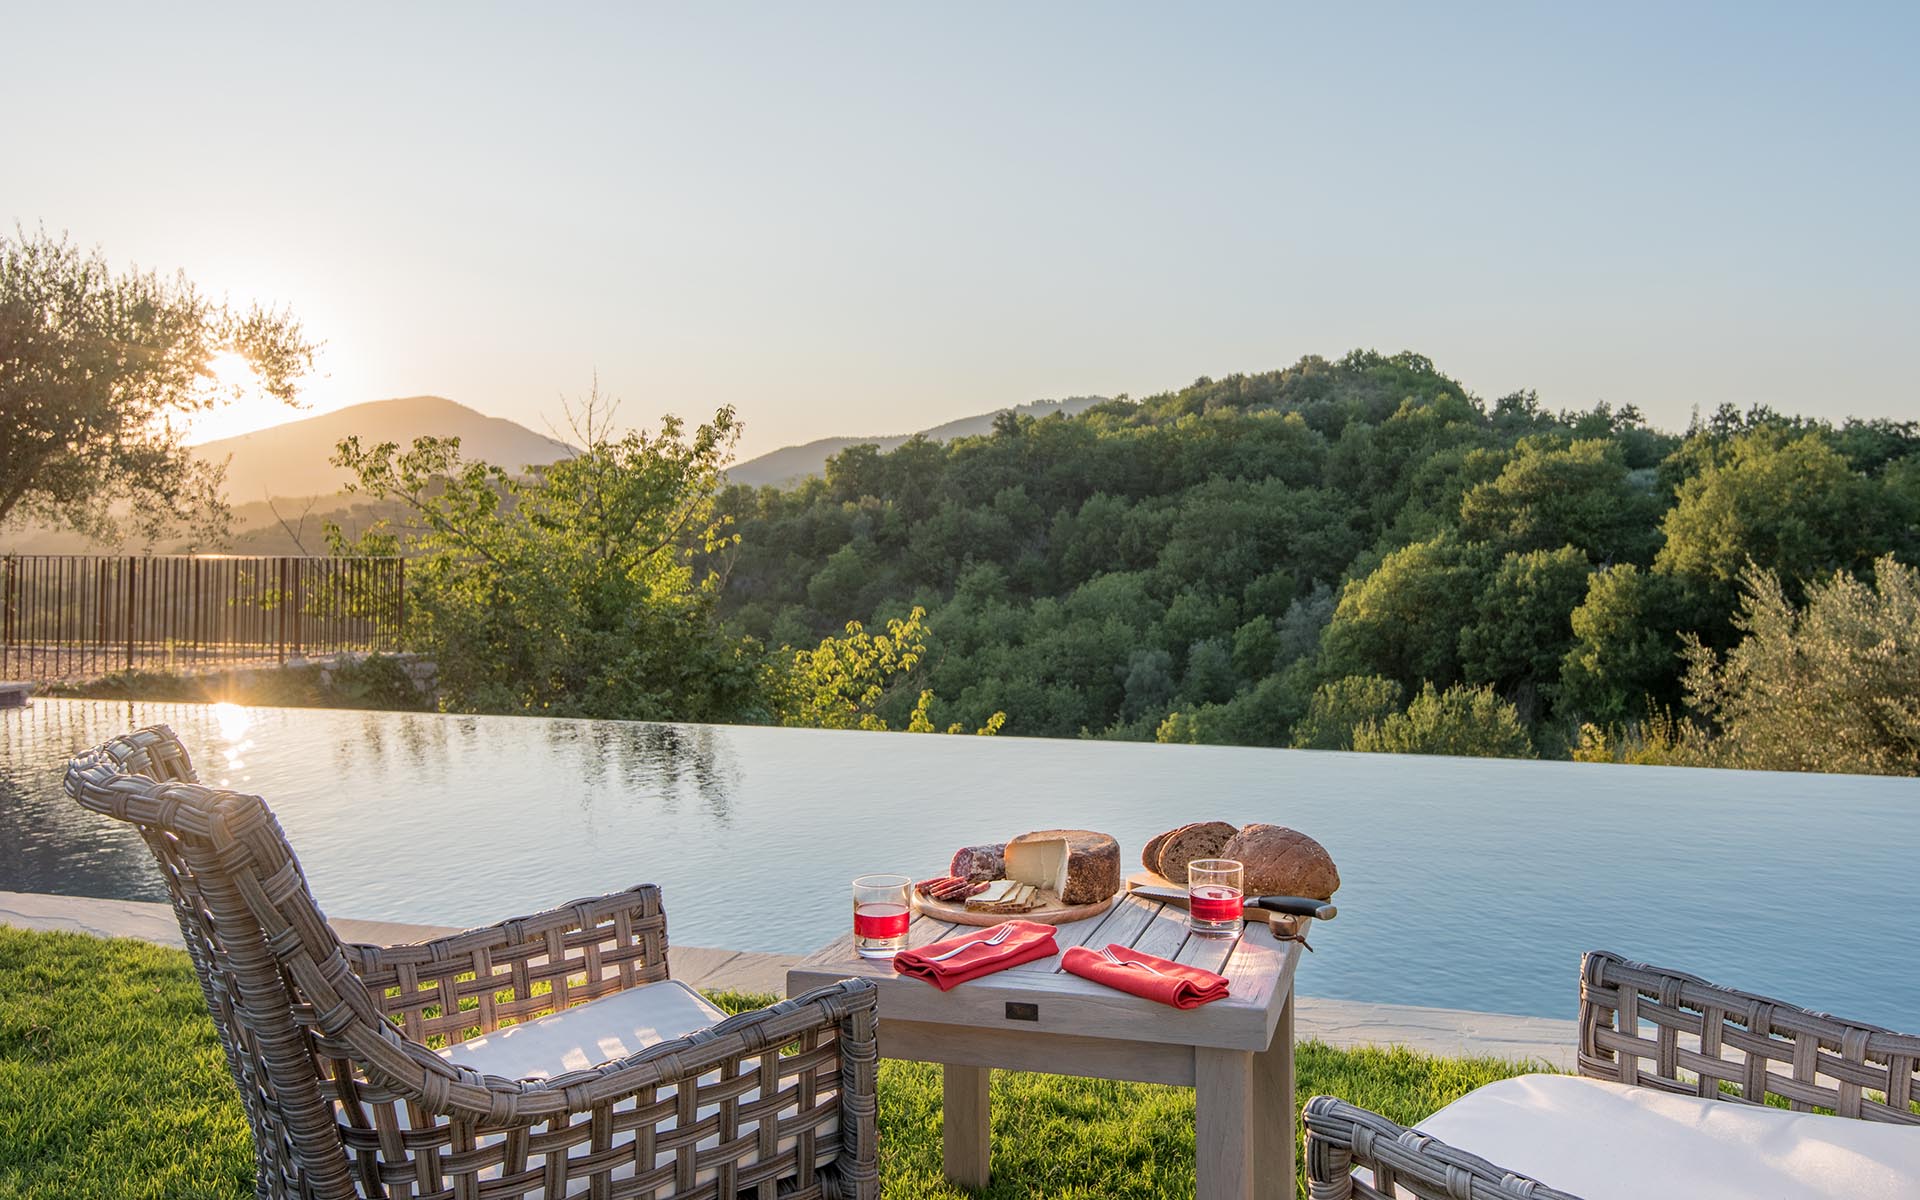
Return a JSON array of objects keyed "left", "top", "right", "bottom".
[
  {"left": 1189, "top": 884, "right": 1243, "bottom": 923},
  {"left": 854, "top": 902, "right": 910, "bottom": 939}
]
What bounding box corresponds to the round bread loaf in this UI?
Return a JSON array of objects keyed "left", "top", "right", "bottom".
[
  {"left": 1140, "top": 828, "right": 1175, "bottom": 873},
  {"left": 1155, "top": 820, "right": 1238, "bottom": 886},
  {"left": 1221, "top": 824, "right": 1339, "bottom": 899}
]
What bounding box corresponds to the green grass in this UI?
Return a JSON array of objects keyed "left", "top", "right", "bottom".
[{"left": 0, "top": 928, "right": 1540, "bottom": 1199}]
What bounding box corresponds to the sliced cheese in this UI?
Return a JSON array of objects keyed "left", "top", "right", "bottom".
[
  {"left": 1004, "top": 837, "right": 1068, "bottom": 896},
  {"left": 966, "top": 879, "right": 1019, "bottom": 909}
]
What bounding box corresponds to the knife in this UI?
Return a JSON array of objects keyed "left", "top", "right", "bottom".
[{"left": 1127, "top": 882, "right": 1337, "bottom": 922}]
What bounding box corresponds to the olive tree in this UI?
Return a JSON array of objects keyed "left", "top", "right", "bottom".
[{"left": 0, "top": 227, "right": 316, "bottom": 542}]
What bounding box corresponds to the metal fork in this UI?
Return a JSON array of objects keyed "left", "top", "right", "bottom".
[
  {"left": 925, "top": 923, "right": 1017, "bottom": 962},
  {"left": 1099, "top": 945, "right": 1170, "bottom": 976}
]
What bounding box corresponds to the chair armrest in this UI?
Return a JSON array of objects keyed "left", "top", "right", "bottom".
[
  {"left": 1303, "top": 1095, "right": 1586, "bottom": 1200},
  {"left": 342, "top": 884, "right": 669, "bottom": 1044},
  {"left": 1579, "top": 949, "right": 1920, "bottom": 1123}
]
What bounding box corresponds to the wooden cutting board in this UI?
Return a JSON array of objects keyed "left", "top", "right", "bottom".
[
  {"left": 1124, "top": 870, "right": 1279, "bottom": 924},
  {"left": 911, "top": 889, "right": 1117, "bottom": 927}
]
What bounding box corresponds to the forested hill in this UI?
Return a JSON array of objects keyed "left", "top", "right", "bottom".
[{"left": 710, "top": 350, "right": 1920, "bottom": 753}]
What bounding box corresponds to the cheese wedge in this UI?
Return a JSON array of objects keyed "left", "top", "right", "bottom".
[
  {"left": 966, "top": 880, "right": 1020, "bottom": 907},
  {"left": 1005, "top": 838, "right": 1068, "bottom": 895}
]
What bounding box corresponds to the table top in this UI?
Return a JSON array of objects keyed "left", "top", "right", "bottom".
[{"left": 787, "top": 892, "right": 1306, "bottom": 1052}]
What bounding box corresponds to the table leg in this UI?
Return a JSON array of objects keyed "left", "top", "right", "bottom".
[
  {"left": 942, "top": 1064, "right": 991, "bottom": 1189},
  {"left": 1252, "top": 995, "right": 1297, "bottom": 1199},
  {"left": 1195, "top": 1047, "right": 1253, "bottom": 1200}
]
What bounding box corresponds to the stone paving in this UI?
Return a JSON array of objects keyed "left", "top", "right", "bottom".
[{"left": 2, "top": 890, "right": 1575, "bottom": 1069}]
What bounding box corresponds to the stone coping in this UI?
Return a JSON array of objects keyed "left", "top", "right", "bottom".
[{"left": 1, "top": 890, "right": 1575, "bottom": 1069}]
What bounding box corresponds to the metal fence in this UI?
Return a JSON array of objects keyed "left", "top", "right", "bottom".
[{"left": 0, "top": 555, "right": 405, "bottom": 681}]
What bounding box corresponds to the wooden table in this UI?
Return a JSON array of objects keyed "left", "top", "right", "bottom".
[{"left": 788, "top": 893, "right": 1308, "bottom": 1200}]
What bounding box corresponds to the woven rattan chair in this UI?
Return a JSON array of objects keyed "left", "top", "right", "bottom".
[
  {"left": 1304, "top": 949, "right": 1920, "bottom": 1198},
  {"left": 65, "top": 724, "right": 880, "bottom": 1200}
]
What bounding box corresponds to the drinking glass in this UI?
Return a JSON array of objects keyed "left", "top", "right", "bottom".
[
  {"left": 1187, "top": 858, "right": 1244, "bottom": 938},
  {"left": 852, "top": 874, "right": 911, "bottom": 958}
]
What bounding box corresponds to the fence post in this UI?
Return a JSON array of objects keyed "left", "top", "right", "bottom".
[
  {"left": 124, "top": 556, "right": 136, "bottom": 672},
  {"left": 2, "top": 555, "right": 14, "bottom": 678}
]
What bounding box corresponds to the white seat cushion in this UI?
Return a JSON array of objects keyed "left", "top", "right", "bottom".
[
  {"left": 398, "top": 981, "right": 835, "bottom": 1195},
  {"left": 440, "top": 979, "right": 726, "bottom": 1080},
  {"left": 1414, "top": 1074, "right": 1920, "bottom": 1200}
]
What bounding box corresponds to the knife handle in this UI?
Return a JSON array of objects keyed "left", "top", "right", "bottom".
[{"left": 1249, "top": 896, "right": 1337, "bottom": 921}]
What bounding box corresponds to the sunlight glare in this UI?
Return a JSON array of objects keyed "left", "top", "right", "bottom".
[{"left": 206, "top": 350, "right": 260, "bottom": 391}]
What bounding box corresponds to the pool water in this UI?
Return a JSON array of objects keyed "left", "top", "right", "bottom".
[{"left": 5, "top": 698, "right": 1916, "bottom": 1028}]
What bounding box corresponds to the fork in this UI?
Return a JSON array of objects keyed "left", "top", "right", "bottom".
[
  {"left": 1099, "top": 945, "right": 1170, "bottom": 976},
  {"left": 925, "top": 923, "right": 1017, "bottom": 962}
]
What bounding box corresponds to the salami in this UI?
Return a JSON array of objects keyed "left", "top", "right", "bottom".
[{"left": 949, "top": 843, "right": 1007, "bottom": 882}]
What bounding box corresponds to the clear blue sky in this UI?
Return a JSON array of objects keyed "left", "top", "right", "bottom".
[{"left": 5, "top": 3, "right": 1914, "bottom": 456}]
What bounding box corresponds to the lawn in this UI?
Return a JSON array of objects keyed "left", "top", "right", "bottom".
[{"left": 0, "top": 927, "right": 1541, "bottom": 1199}]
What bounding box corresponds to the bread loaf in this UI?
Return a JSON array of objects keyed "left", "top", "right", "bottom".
[
  {"left": 1155, "top": 821, "right": 1237, "bottom": 885},
  {"left": 949, "top": 844, "right": 1007, "bottom": 883},
  {"left": 1140, "top": 828, "right": 1175, "bottom": 873},
  {"left": 1005, "top": 829, "right": 1121, "bottom": 905},
  {"left": 1221, "top": 824, "right": 1339, "bottom": 899}
]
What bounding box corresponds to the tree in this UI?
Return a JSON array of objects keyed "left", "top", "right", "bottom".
[
  {"left": 1351, "top": 682, "right": 1535, "bottom": 758},
  {"left": 1318, "top": 534, "right": 1489, "bottom": 690},
  {"left": 1457, "top": 546, "right": 1593, "bottom": 713},
  {"left": 1680, "top": 557, "right": 1920, "bottom": 775},
  {"left": 1, "top": 227, "right": 316, "bottom": 541},
  {"left": 333, "top": 390, "right": 761, "bottom": 720},
  {"left": 1457, "top": 437, "right": 1658, "bottom": 562},
  {"left": 774, "top": 605, "right": 1004, "bottom": 734},
  {"left": 1291, "top": 675, "right": 1404, "bottom": 751},
  {"left": 1656, "top": 431, "right": 1884, "bottom": 606},
  {"left": 1558, "top": 564, "right": 1694, "bottom": 725}
]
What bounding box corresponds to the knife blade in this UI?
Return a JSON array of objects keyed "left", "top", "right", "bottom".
[{"left": 1126, "top": 882, "right": 1337, "bottom": 922}]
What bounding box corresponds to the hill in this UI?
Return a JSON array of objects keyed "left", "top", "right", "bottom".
[
  {"left": 726, "top": 395, "right": 1107, "bottom": 487},
  {"left": 195, "top": 396, "right": 573, "bottom": 503}
]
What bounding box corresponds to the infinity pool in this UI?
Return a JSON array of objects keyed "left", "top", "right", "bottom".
[{"left": 4, "top": 698, "right": 1915, "bottom": 1028}]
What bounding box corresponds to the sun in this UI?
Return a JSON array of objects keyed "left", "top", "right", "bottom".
[{"left": 205, "top": 349, "right": 261, "bottom": 391}]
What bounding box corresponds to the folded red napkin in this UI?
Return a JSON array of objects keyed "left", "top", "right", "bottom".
[
  {"left": 893, "top": 920, "right": 1059, "bottom": 990},
  {"left": 1062, "top": 943, "right": 1230, "bottom": 1009}
]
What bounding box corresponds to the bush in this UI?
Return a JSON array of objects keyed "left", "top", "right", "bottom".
[{"left": 1351, "top": 682, "right": 1535, "bottom": 758}]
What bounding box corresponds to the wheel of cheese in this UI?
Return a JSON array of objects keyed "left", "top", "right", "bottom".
[
  {"left": 1221, "top": 824, "right": 1340, "bottom": 900},
  {"left": 1155, "top": 821, "right": 1238, "bottom": 887},
  {"left": 1004, "top": 829, "right": 1121, "bottom": 905}
]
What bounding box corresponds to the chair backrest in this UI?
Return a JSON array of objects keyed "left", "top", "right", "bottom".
[{"left": 66, "top": 725, "right": 364, "bottom": 1199}]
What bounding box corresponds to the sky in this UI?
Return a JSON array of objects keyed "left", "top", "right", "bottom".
[{"left": 5, "top": 3, "right": 1916, "bottom": 459}]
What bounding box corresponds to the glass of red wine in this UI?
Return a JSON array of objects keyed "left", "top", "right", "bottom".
[
  {"left": 852, "top": 874, "right": 912, "bottom": 959},
  {"left": 1187, "top": 858, "right": 1244, "bottom": 938}
]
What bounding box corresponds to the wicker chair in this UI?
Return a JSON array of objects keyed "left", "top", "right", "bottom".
[
  {"left": 65, "top": 725, "right": 880, "bottom": 1200},
  {"left": 1304, "top": 949, "right": 1920, "bottom": 1198}
]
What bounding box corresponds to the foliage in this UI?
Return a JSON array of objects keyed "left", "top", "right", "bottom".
[
  {"left": 1656, "top": 431, "right": 1886, "bottom": 607},
  {"left": 0, "top": 226, "right": 317, "bottom": 543},
  {"left": 1291, "top": 675, "right": 1404, "bottom": 751},
  {"left": 332, "top": 390, "right": 764, "bottom": 721},
  {"left": 769, "top": 605, "right": 1004, "bottom": 734},
  {"left": 1680, "top": 557, "right": 1920, "bottom": 775},
  {"left": 1351, "top": 683, "right": 1536, "bottom": 758},
  {"left": 0, "top": 927, "right": 1538, "bottom": 1200},
  {"left": 698, "top": 351, "right": 1915, "bottom": 770},
  {"left": 1570, "top": 708, "right": 1700, "bottom": 767},
  {"left": 41, "top": 656, "right": 430, "bottom": 711}
]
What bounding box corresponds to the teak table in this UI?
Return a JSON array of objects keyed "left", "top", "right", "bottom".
[{"left": 788, "top": 892, "right": 1308, "bottom": 1200}]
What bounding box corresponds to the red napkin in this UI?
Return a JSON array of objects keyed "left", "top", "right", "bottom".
[
  {"left": 893, "top": 920, "right": 1059, "bottom": 990},
  {"left": 1062, "top": 944, "right": 1230, "bottom": 1009}
]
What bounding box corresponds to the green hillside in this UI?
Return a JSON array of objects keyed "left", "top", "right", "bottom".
[{"left": 709, "top": 350, "right": 1920, "bottom": 753}]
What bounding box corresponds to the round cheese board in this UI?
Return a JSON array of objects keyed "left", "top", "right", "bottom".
[{"left": 911, "top": 889, "right": 1117, "bottom": 927}]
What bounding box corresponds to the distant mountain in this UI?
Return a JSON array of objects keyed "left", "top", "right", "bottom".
[
  {"left": 726, "top": 395, "right": 1108, "bottom": 488},
  {"left": 0, "top": 396, "right": 572, "bottom": 554},
  {"left": 196, "top": 395, "right": 574, "bottom": 503}
]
